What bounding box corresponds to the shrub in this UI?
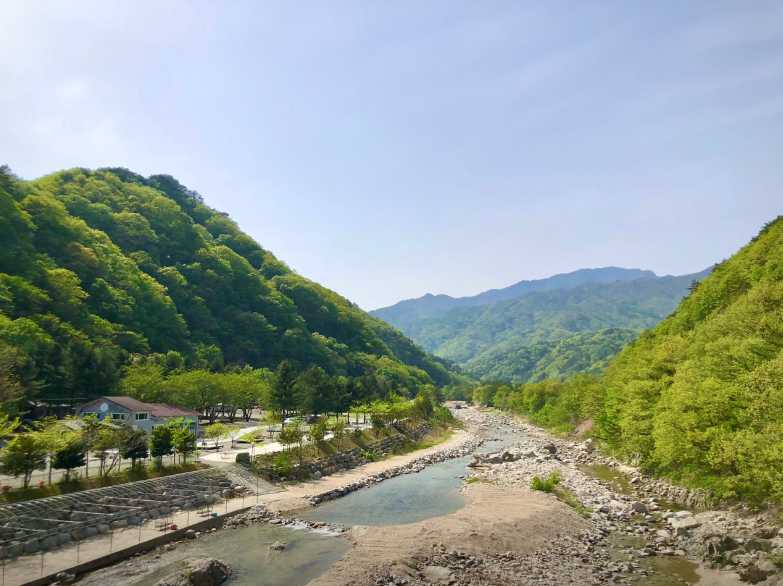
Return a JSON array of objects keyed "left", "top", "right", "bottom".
[
  {"left": 361, "top": 449, "right": 379, "bottom": 462},
  {"left": 531, "top": 471, "right": 561, "bottom": 493},
  {"left": 272, "top": 452, "right": 293, "bottom": 477}
]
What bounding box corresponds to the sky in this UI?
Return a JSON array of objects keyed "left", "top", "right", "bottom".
[{"left": 1, "top": 1, "right": 781, "bottom": 310}]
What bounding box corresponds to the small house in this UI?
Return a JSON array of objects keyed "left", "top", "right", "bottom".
[{"left": 76, "top": 396, "right": 199, "bottom": 436}]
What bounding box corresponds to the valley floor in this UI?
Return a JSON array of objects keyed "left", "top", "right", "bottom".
[
  {"left": 77, "top": 406, "right": 777, "bottom": 586},
  {"left": 313, "top": 407, "right": 753, "bottom": 585}
]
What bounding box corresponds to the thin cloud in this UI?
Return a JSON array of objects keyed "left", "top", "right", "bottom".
[{"left": 681, "top": 4, "right": 783, "bottom": 50}]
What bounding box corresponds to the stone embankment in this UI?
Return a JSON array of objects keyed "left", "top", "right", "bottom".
[
  {"left": 223, "top": 503, "right": 346, "bottom": 535},
  {"left": 256, "top": 423, "right": 434, "bottom": 482},
  {"left": 308, "top": 437, "right": 483, "bottom": 506},
  {"left": 462, "top": 409, "right": 783, "bottom": 585}
]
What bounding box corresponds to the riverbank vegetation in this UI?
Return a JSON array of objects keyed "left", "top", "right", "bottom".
[
  {"left": 255, "top": 391, "right": 456, "bottom": 479},
  {"left": 476, "top": 216, "right": 783, "bottom": 505},
  {"left": 0, "top": 415, "right": 198, "bottom": 492}
]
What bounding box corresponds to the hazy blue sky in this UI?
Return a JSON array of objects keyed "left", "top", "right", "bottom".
[{"left": 2, "top": 1, "right": 781, "bottom": 309}]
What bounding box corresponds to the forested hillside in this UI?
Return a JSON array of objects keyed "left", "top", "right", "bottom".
[
  {"left": 467, "top": 328, "right": 637, "bottom": 382},
  {"left": 372, "top": 267, "right": 655, "bottom": 331},
  {"left": 0, "top": 166, "right": 456, "bottom": 412},
  {"left": 377, "top": 270, "right": 708, "bottom": 383},
  {"left": 485, "top": 216, "right": 783, "bottom": 502}
]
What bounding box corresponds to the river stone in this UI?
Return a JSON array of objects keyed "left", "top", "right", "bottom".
[
  {"left": 269, "top": 540, "right": 287, "bottom": 551},
  {"left": 155, "top": 558, "right": 232, "bottom": 586},
  {"left": 669, "top": 515, "right": 701, "bottom": 534},
  {"left": 422, "top": 565, "right": 453, "bottom": 583},
  {"left": 744, "top": 538, "right": 772, "bottom": 553},
  {"left": 739, "top": 558, "right": 777, "bottom": 584},
  {"left": 57, "top": 532, "right": 72, "bottom": 545}
]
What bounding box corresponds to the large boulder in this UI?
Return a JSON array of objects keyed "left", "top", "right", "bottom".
[
  {"left": 739, "top": 558, "right": 777, "bottom": 584},
  {"left": 668, "top": 513, "right": 701, "bottom": 535},
  {"left": 156, "top": 558, "right": 232, "bottom": 586}
]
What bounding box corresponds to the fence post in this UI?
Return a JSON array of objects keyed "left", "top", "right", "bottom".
[
  {"left": 76, "top": 538, "right": 80, "bottom": 562},
  {"left": 40, "top": 551, "right": 44, "bottom": 577},
  {"left": 109, "top": 528, "right": 114, "bottom": 553}
]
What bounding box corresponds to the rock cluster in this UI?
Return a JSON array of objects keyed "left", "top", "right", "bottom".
[
  {"left": 155, "top": 558, "right": 231, "bottom": 586},
  {"left": 655, "top": 510, "right": 783, "bottom": 584},
  {"left": 463, "top": 409, "right": 783, "bottom": 584},
  {"left": 367, "top": 537, "right": 621, "bottom": 585},
  {"left": 222, "top": 504, "right": 346, "bottom": 535}
]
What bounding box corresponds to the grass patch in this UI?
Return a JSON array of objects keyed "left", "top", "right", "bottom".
[
  {"left": 390, "top": 425, "right": 454, "bottom": 457},
  {"left": 531, "top": 472, "right": 591, "bottom": 518},
  {"left": 553, "top": 486, "right": 592, "bottom": 518},
  {"left": 465, "top": 476, "right": 489, "bottom": 485},
  {"left": 531, "top": 471, "right": 562, "bottom": 492},
  {"left": 238, "top": 429, "right": 266, "bottom": 443}
]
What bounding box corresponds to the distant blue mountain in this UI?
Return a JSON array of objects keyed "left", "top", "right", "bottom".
[
  {"left": 371, "top": 266, "right": 711, "bottom": 382},
  {"left": 372, "top": 267, "right": 656, "bottom": 330}
]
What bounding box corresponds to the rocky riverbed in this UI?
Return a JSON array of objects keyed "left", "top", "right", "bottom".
[
  {"left": 76, "top": 407, "right": 782, "bottom": 585},
  {"left": 455, "top": 408, "right": 782, "bottom": 585}
]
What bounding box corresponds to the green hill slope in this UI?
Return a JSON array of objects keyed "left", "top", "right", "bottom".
[
  {"left": 466, "top": 327, "right": 638, "bottom": 382},
  {"left": 598, "top": 216, "right": 783, "bottom": 501},
  {"left": 0, "top": 166, "right": 455, "bottom": 407},
  {"left": 488, "top": 217, "right": 783, "bottom": 502},
  {"left": 380, "top": 271, "right": 707, "bottom": 382}
]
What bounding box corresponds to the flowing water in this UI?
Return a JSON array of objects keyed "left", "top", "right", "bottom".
[
  {"left": 134, "top": 523, "right": 350, "bottom": 586},
  {"left": 300, "top": 455, "right": 470, "bottom": 526},
  {"left": 299, "top": 433, "right": 521, "bottom": 527},
  {"left": 131, "top": 427, "right": 734, "bottom": 585}
]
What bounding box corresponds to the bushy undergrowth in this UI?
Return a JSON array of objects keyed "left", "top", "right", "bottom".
[{"left": 530, "top": 471, "right": 561, "bottom": 492}]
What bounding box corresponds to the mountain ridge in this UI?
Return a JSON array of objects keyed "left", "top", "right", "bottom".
[
  {"left": 373, "top": 267, "right": 710, "bottom": 383},
  {"left": 372, "top": 267, "right": 662, "bottom": 328}
]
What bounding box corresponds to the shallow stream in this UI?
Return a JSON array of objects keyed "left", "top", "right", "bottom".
[
  {"left": 300, "top": 455, "right": 469, "bottom": 526},
  {"left": 136, "top": 426, "right": 735, "bottom": 585},
  {"left": 135, "top": 523, "right": 349, "bottom": 586}
]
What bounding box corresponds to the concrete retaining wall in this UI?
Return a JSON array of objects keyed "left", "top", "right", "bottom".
[{"left": 24, "top": 506, "right": 252, "bottom": 586}]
